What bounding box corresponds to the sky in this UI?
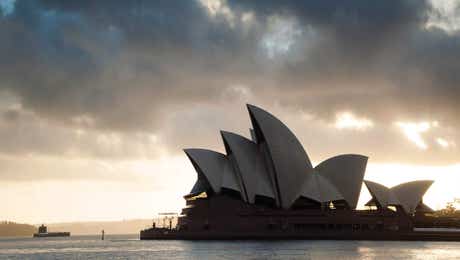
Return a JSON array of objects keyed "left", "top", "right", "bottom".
[{"left": 1, "top": 0, "right": 460, "bottom": 223}]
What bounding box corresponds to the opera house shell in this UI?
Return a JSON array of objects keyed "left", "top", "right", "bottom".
[
  {"left": 183, "top": 105, "right": 431, "bottom": 212},
  {"left": 364, "top": 180, "right": 434, "bottom": 214},
  {"left": 141, "top": 104, "right": 444, "bottom": 240}
]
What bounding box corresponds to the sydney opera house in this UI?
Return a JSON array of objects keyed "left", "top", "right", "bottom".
[{"left": 140, "top": 105, "right": 458, "bottom": 240}]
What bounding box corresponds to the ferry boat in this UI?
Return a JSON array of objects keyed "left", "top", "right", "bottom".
[{"left": 33, "top": 224, "right": 70, "bottom": 238}]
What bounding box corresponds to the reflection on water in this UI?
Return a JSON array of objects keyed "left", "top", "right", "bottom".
[{"left": 1, "top": 235, "right": 460, "bottom": 259}]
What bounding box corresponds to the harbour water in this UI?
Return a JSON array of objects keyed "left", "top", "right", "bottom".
[{"left": 1, "top": 234, "right": 460, "bottom": 259}]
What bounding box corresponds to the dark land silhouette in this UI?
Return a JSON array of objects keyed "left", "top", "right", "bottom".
[
  {"left": 0, "top": 219, "right": 153, "bottom": 237},
  {"left": 0, "top": 221, "right": 36, "bottom": 237}
]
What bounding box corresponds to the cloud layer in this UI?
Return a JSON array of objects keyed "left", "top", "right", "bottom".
[{"left": 1, "top": 0, "right": 460, "bottom": 183}]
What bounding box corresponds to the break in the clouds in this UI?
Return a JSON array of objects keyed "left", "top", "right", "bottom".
[{"left": 1, "top": 0, "right": 460, "bottom": 181}]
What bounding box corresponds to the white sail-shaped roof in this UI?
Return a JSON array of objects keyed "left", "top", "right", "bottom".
[
  {"left": 364, "top": 180, "right": 433, "bottom": 214},
  {"left": 189, "top": 173, "right": 211, "bottom": 195},
  {"left": 315, "top": 154, "right": 368, "bottom": 208},
  {"left": 221, "top": 158, "right": 241, "bottom": 192},
  {"left": 184, "top": 104, "right": 375, "bottom": 210},
  {"left": 300, "top": 174, "right": 344, "bottom": 203},
  {"left": 221, "top": 131, "right": 275, "bottom": 203},
  {"left": 364, "top": 180, "right": 399, "bottom": 207},
  {"left": 247, "top": 104, "right": 314, "bottom": 208},
  {"left": 249, "top": 128, "right": 257, "bottom": 143},
  {"left": 184, "top": 149, "right": 241, "bottom": 194},
  {"left": 391, "top": 180, "right": 434, "bottom": 214}
]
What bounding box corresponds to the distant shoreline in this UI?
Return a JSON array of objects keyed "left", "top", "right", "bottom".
[
  {"left": 0, "top": 222, "right": 36, "bottom": 237},
  {"left": 0, "top": 219, "right": 152, "bottom": 237}
]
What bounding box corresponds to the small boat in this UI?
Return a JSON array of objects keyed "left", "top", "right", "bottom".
[{"left": 33, "top": 224, "right": 70, "bottom": 238}]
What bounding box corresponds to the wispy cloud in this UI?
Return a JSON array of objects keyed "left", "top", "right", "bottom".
[
  {"left": 395, "top": 121, "right": 434, "bottom": 150},
  {"left": 334, "top": 112, "right": 373, "bottom": 131}
]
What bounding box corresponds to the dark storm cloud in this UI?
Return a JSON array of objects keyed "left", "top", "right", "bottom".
[
  {"left": 0, "top": 0, "right": 460, "bottom": 164},
  {"left": 230, "top": 0, "right": 429, "bottom": 50},
  {"left": 0, "top": 0, "right": 260, "bottom": 130},
  {"left": 235, "top": 0, "right": 460, "bottom": 127}
]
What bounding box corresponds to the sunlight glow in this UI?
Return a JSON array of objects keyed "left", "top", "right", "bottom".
[
  {"left": 241, "top": 12, "right": 254, "bottom": 24},
  {"left": 1, "top": 155, "right": 196, "bottom": 223},
  {"left": 436, "top": 137, "right": 450, "bottom": 148},
  {"left": 395, "top": 121, "right": 433, "bottom": 150},
  {"left": 335, "top": 112, "right": 373, "bottom": 130},
  {"left": 426, "top": 0, "right": 460, "bottom": 34},
  {"left": 199, "top": 0, "right": 235, "bottom": 25},
  {"left": 262, "top": 17, "right": 302, "bottom": 59},
  {"left": 359, "top": 163, "right": 460, "bottom": 211}
]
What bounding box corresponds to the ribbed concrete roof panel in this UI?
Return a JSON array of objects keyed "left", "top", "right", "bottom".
[
  {"left": 221, "top": 131, "right": 275, "bottom": 203},
  {"left": 315, "top": 154, "right": 368, "bottom": 208},
  {"left": 189, "top": 174, "right": 210, "bottom": 195},
  {"left": 300, "top": 174, "right": 344, "bottom": 202},
  {"left": 364, "top": 180, "right": 397, "bottom": 207},
  {"left": 247, "top": 104, "right": 314, "bottom": 208},
  {"left": 391, "top": 180, "right": 434, "bottom": 214},
  {"left": 364, "top": 180, "right": 433, "bottom": 214},
  {"left": 184, "top": 149, "right": 241, "bottom": 194}
]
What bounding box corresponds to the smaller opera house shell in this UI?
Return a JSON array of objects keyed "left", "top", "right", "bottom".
[{"left": 178, "top": 104, "right": 433, "bottom": 235}]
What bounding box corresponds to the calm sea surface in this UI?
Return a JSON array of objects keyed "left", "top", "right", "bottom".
[{"left": 1, "top": 234, "right": 460, "bottom": 259}]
